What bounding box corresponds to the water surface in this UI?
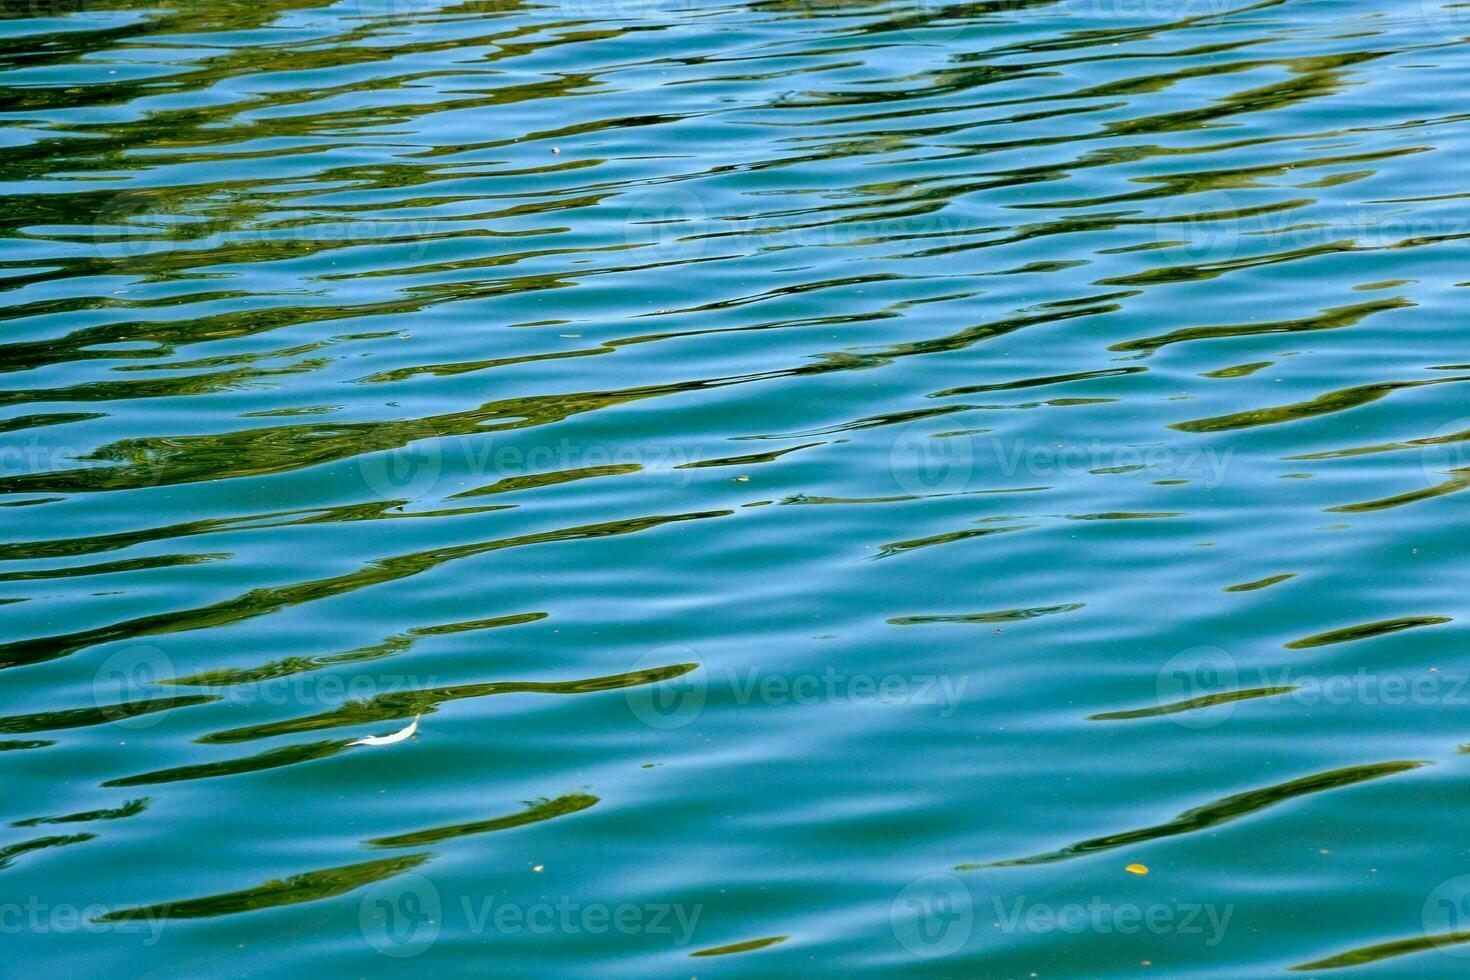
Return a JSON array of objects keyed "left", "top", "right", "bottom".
[{"left": 5, "top": 0, "right": 1470, "bottom": 975}]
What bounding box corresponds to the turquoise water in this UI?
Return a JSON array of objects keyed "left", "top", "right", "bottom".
[{"left": 5, "top": 0, "right": 1470, "bottom": 974}]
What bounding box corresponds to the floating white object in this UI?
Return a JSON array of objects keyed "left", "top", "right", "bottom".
[{"left": 347, "top": 714, "right": 420, "bottom": 747}]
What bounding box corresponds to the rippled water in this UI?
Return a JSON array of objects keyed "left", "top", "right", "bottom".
[{"left": 6, "top": 0, "right": 1470, "bottom": 974}]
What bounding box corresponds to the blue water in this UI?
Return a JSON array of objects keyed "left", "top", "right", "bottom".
[{"left": 5, "top": 0, "right": 1470, "bottom": 975}]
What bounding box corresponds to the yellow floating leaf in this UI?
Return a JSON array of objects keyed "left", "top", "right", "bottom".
[{"left": 1125, "top": 863, "right": 1149, "bottom": 875}]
